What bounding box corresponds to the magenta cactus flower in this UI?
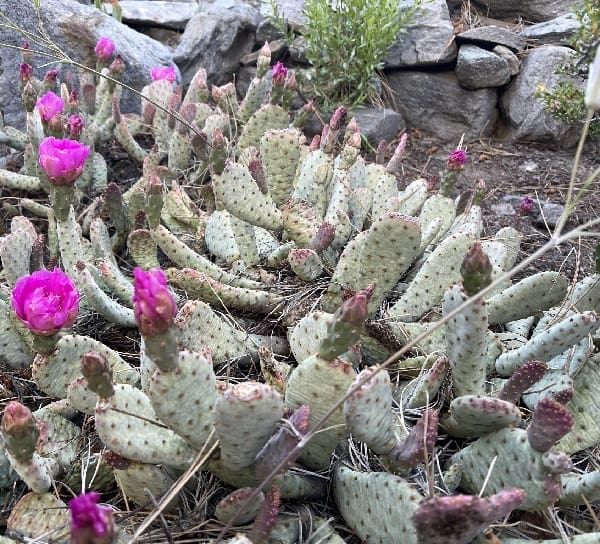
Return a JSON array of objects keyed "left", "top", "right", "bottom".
[
  {"left": 11, "top": 268, "right": 80, "bottom": 336},
  {"left": 94, "top": 37, "right": 115, "bottom": 62},
  {"left": 150, "top": 65, "right": 177, "bottom": 83},
  {"left": 66, "top": 115, "right": 84, "bottom": 140},
  {"left": 38, "top": 136, "right": 91, "bottom": 186},
  {"left": 35, "top": 91, "right": 64, "bottom": 123},
  {"left": 519, "top": 196, "right": 535, "bottom": 215},
  {"left": 69, "top": 491, "right": 117, "bottom": 544},
  {"left": 272, "top": 61, "right": 288, "bottom": 86},
  {"left": 132, "top": 267, "right": 177, "bottom": 336},
  {"left": 447, "top": 149, "right": 468, "bottom": 170}
]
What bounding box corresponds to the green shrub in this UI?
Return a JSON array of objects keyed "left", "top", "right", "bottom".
[{"left": 267, "top": 0, "right": 423, "bottom": 107}]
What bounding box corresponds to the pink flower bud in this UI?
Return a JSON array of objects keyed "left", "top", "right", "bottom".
[
  {"left": 519, "top": 197, "right": 534, "bottom": 215},
  {"left": 108, "top": 55, "right": 125, "bottom": 79},
  {"left": 19, "top": 62, "right": 33, "bottom": 84},
  {"left": 43, "top": 69, "right": 60, "bottom": 84},
  {"left": 22, "top": 81, "right": 37, "bottom": 112},
  {"left": 339, "top": 285, "right": 372, "bottom": 326},
  {"left": 69, "top": 491, "right": 117, "bottom": 544},
  {"left": 286, "top": 71, "right": 297, "bottom": 91},
  {"left": 460, "top": 242, "right": 492, "bottom": 296},
  {"left": 94, "top": 37, "right": 115, "bottom": 62},
  {"left": 38, "top": 136, "right": 91, "bottom": 186},
  {"left": 68, "top": 88, "right": 79, "bottom": 108},
  {"left": 2, "top": 401, "right": 36, "bottom": 438},
  {"left": 272, "top": 61, "right": 288, "bottom": 86},
  {"left": 35, "top": 91, "right": 64, "bottom": 123},
  {"left": 47, "top": 113, "right": 65, "bottom": 137},
  {"left": 329, "top": 105, "right": 347, "bottom": 131},
  {"left": 22, "top": 40, "right": 33, "bottom": 65},
  {"left": 150, "top": 65, "right": 177, "bottom": 83},
  {"left": 447, "top": 149, "right": 468, "bottom": 171},
  {"left": 66, "top": 115, "right": 84, "bottom": 140},
  {"left": 132, "top": 268, "right": 177, "bottom": 336},
  {"left": 11, "top": 268, "right": 80, "bottom": 336}
]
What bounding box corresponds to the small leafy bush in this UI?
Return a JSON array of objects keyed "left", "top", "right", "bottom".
[
  {"left": 302, "top": 0, "right": 423, "bottom": 106},
  {"left": 265, "top": 0, "right": 423, "bottom": 107},
  {"left": 535, "top": 0, "right": 600, "bottom": 137}
]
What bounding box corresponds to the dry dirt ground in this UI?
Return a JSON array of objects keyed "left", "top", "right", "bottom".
[{"left": 398, "top": 130, "right": 600, "bottom": 281}]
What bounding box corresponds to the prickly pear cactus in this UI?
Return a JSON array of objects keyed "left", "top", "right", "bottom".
[{"left": 0, "top": 38, "right": 599, "bottom": 544}]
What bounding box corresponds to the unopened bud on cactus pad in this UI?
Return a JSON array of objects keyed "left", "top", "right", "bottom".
[
  {"left": 65, "top": 115, "right": 84, "bottom": 140},
  {"left": 386, "top": 133, "right": 408, "bottom": 174},
  {"left": 309, "top": 221, "right": 336, "bottom": 253},
  {"left": 132, "top": 268, "right": 177, "bottom": 336},
  {"left": 69, "top": 491, "right": 118, "bottom": 544},
  {"left": 22, "top": 81, "right": 37, "bottom": 112},
  {"left": 318, "top": 286, "right": 373, "bottom": 360},
  {"left": 460, "top": 242, "right": 492, "bottom": 296},
  {"left": 375, "top": 140, "right": 388, "bottom": 164},
  {"left": 519, "top": 196, "right": 534, "bottom": 215},
  {"left": 257, "top": 41, "right": 272, "bottom": 76},
  {"left": 272, "top": 61, "right": 288, "bottom": 86},
  {"left": 68, "top": 88, "right": 79, "bottom": 110},
  {"left": 18, "top": 62, "right": 33, "bottom": 86},
  {"left": 1, "top": 401, "right": 40, "bottom": 462},
  {"left": 248, "top": 157, "right": 268, "bottom": 194},
  {"left": 108, "top": 56, "right": 126, "bottom": 79},
  {"left": 82, "top": 352, "right": 114, "bottom": 399},
  {"left": 43, "top": 68, "right": 60, "bottom": 84},
  {"left": 330, "top": 105, "right": 347, "bottom": 131},
  {"left": 21, "top": 39, "right": 33, "bottom": 65}
]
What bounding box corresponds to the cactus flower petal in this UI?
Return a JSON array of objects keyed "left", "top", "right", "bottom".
[
  {"left": 38, "top": 136, "right": 91, "bottom": 186},
  {"left": 150, "top": 65, "right": 177, "bottom": 83},
  {"left": 69, "top": 491, "right": 117, "bottom": 543},
  {"left": 11, "top": 268, "right": 80, "bottom": 336},
  {"left": 35, "top": 91, "right": 64, "bottom": 123}
]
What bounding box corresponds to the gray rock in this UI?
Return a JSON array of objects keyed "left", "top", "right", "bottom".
[
  {"left": 260, "top": 0, "right": 306, "bottom": 31},
  {"left": 491, "top": 202, "right": 518, "bottom": 217},
  {"left": 385, "top": 0, "right": 457, "bottom": 68},
  {"left": 350, "top": 107, "right": 406, "bottom": 146},
  {"left": 520, "top": 13, "right": 580, "bottom": 45},
  {"left": 119, "top": 1, "right": 199, "bottom": 30},
  {"left": 174, "top": 3, "right": 262, "bottom": 86},
  {"left": 455, "top": 45, "right": 511, "bottom": 89},
  {"left": 304, "top": 107, "right": 404, "bottom": 147},
  {"left": 0, "top": 0, "right": 174, "bottom": 129},
  {"left": 499, "top": 45, "right": 582, "bottom": 147},
  {"left": 457, "top": 25, "right": 526, "bottom": 52},
  {"left": 470, "top": 1, "right": 578, "bottom": 23},
  {"left": 493, "top": 45, "right": 520, "bottom": 76},
  {"left": 386, "top": 70, "right": 498, "bottom": 140},
  {"left": 256, "top": 18, "right": 286, "bottom": 44}
]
